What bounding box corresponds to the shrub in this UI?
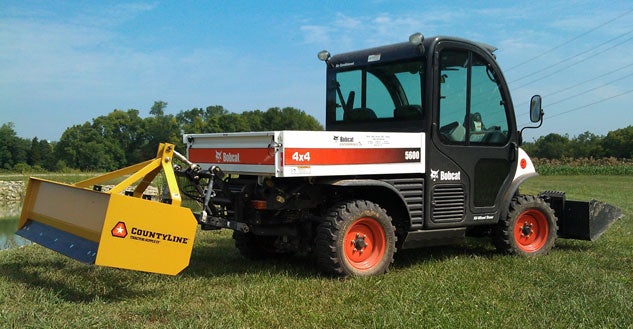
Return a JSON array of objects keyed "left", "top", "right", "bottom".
[{"left": 532, "top": 157, "right": 633, "bottom": 175}]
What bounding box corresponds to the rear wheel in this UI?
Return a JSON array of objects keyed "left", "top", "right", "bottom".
[
  {"left": 494, "top": 195, "right": 557, "bottom": 256},
  {"left": 315, "top": 200, "right": 396, "bottom": 276}
]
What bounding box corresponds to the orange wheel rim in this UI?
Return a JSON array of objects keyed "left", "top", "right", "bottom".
[
  {"left": 514, "top": 209, "right": 549, "bottom": 252},
  {"left": 343, "top": 217, "right": 386, "bottom": 270}
]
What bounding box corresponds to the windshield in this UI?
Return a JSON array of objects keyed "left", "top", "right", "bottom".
[{"left": 327, "top": 60, "right": 424, "bottom": 127}]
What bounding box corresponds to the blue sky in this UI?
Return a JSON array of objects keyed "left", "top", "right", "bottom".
[{"left": 1, "top": 1, "right": 632, "bottom": 142}]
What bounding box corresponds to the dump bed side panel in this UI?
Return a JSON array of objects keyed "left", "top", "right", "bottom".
[
  {"left": 280, "top": 131, "right": 425, "bottom": 177},
  {"left": 185, "top": 131, "right": 279, "bottom": 175},
  {"left": 185, "top": 131, "right": 425, "bottom": 177}
]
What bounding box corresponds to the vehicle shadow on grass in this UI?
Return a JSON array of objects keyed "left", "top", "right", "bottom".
[
  {"left": 0, "top": 250, "right": 157, "bottom": 303},
  {"left": 183, "top": 235, "right": 501, "bottom": 278},
  {"left": 182, "top": 241, "right": 322, "bottom": 279},
  {"left": 392, "top": 237, "right": 499, "bottom": 270}
]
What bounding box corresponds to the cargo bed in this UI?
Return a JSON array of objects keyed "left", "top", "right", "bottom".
[{"left": 184, "top": 130, "right": 426, "bottom": 177}]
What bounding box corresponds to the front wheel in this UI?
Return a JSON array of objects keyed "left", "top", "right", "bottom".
[
  {"left": 315, "top": 200, "right": 396, "bottom": 276},
  {"left": 494, "top": 195, "right": 557, "bottom": 256}
]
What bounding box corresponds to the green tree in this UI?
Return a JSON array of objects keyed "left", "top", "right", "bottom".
[
  {"left": 602, "top": 126, "right": 633, "bottom": 158},
  {"left": 92, "top": 109, "right": 146, "bottom": 165},
  {"left": 261, "top": 107, "right": 323, "bottom": 130},
  {"left": 531, "top": 133, "right": 570, "bottom": 159},
  {"left": 39, "top": 139, "right": 55, "bottom": 171},
  {"left": 0, "top": 123, "right": 17, "bottom": 170},
  {"left": 242, "top": 109, "right": 265, "bottom": 131},
  {"left": 55, "top": 122, "right": 124, "bottom": 171},
  {"left": 218, "top": 113, "right": 250, "bottom": 132},
  {"left": 143, "top": 101, "right": 182, "bottom": 159},
  {"left": 28, "top": 137, "right": 41, "bottom": 166},
  {"left": 176, "top": 105, "right": 230, "bottom": 134},
  {"left": 569, "top": 131, "right": 603, "bottom": 158},
  {"left": 0, "top": 122, "right": 30, "bottom": 170},
  {"left": 150, "top": 100, "right": 168, "bottom": 116}
]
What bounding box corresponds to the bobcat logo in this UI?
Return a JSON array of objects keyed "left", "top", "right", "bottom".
[
  {"left": 215, "top": 150, "right": 222, "bottom": 161},
  {"left": 430, "top": 169, "right": 439, "bottom": 181}
]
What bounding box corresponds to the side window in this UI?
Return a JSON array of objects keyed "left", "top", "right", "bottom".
[
  {"left": 438, "top": 49, "right": 509, "bottom": 145},
  {"left": 331, "top": 60, "right": 424, "bottom": 124},
  {"left": 439, "top": 50, "right": 468, "bottom": 142},
  {"left": 335, "top": 70, "right": 393, "bottom": 121},
  {"left": 335, "top": 70, "right": 361, "bottom": 121},
  {"left": 470, "top": 54, "right": 509, "bottom": 144},
  {"left": 366, "top": 73, "right": 395, "bottom": 118}
]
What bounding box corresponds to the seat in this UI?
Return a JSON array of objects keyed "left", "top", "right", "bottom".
[
  {"left": 345, "top": 107, "right": 377, "bottom": 121},
  {"left": 450, "top": 124, "right": 465, "bottom": 141},
  {"left": 393, "top": 105, "right": 423, "bottom": 120}
]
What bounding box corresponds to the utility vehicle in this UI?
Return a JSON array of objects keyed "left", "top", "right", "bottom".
[{"left": 17, "top": 33, "right": 621, "bottom": 276}]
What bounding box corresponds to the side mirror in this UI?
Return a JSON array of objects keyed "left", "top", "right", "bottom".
[{"left": 529, "top": 95, "right": 542, "bottom": 123}]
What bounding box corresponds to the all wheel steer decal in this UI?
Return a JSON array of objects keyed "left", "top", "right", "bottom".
[{"left": 111, "top": 221, "right": 128, "bottom": 238}]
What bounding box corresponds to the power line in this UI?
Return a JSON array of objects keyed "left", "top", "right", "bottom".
[
  {"left": 515, "top": 62, "right": 633, "bottom": 111},
  {"left": 548, "top": 88, "right": 633, "bottom": 119},
  {"left": 546, "top": 71, "right": 633, "bottom": 108},
  {"left": 510, "top": 28, "right": 633, "bottom": 87},
  {"left": 519, "top": 87, "right": 633, "bottom": 127},
  {"left": 506, "top": 8, "right": 633, "bottom": 72},
  {"left": 541, "top": 61, "right": 633, "bottom": 99}
]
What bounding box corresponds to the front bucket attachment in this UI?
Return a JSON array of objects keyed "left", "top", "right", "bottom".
[
  {"left": 539, "top": 191, "right": 623, "bottom": 241},
  {"left": 16, "top": 143, "right": 198, "bottom": 275}
]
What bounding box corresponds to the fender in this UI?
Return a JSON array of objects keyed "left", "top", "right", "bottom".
[
  {"left": 320, "top": 178, "right": 407, "bottom": 201},
  {"left": 499, "top": 148, "right": 538, "bottom": 220},
  {"left": 319, "top": 177, "right": 422, "bottom": 229}
]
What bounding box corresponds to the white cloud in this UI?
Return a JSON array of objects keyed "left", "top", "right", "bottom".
[{"left": 300, "top": 25, "right": 332, "bottom": 46}]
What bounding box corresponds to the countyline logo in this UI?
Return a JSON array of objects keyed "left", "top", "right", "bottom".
[
  {"left": 111, "top": 221, "right": 128, "bottom": 238},
  {"left": 110, "top": 222, "right": 189, "bottom": 245},
  {"left": 430, "top": 169, "right": 461, "bottom": 182},
  {"left": 215, "top": 150, "right": 240, "bottom": 163}
]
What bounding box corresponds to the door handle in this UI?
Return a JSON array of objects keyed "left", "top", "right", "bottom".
[{"left": 509, "top": 142, "right": 517, "bottom": 162}]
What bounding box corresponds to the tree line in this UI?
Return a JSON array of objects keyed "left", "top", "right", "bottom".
[
  {"left": 2, "top": 101, "right": 631, "bottom": 172},
  {"left": 522, "top": 126, "right": 633, "bottom": 160},
  {"left": 1, "top": 102, "right": 322, "bottom": 172}
]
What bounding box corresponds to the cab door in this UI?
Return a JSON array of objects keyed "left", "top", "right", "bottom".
[{"left": 425, "top": 42, "right": 518, "bottom": 228}]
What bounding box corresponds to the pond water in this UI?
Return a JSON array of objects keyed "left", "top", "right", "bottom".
[{"left": 0, "top": 202, "right": 31, "bottom": 251}]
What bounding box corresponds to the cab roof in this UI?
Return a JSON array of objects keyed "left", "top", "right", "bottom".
[{"left": 328, "top": 35, "right": 497, "bottom": 68}]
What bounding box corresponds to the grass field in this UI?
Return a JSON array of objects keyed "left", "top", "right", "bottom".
[{"left": 0, "top": 175, "right": 631, "bottom": 328}]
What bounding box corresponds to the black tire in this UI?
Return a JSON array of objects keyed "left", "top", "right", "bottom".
[
  {"left": 494, "top": 195, "right": 557, "bottom": 256},
  {"left": 315, "top": 200, "right": 396, "bottom": 276},
  {"left": 232, "top": 231, "right": 278, "bottom": 260}
]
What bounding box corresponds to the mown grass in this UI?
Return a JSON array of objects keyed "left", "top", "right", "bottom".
[{"left": 0, "top": 175, "right": 631, "bottom": 328}]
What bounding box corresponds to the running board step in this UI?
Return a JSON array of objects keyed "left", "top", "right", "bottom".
[{"left": 401, "top": 227, "right": 466, "bottom": 249}]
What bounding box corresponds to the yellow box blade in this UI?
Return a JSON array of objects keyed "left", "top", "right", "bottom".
[
  {"left": 96, "top": 193, "right": 197, "bottom": 275},
  {"left": 17, "top": 177, "right": 198, "bottom": 276}
]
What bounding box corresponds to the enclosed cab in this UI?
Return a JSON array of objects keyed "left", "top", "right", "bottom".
[{"left": 322, "top": 34, "right": 523, "bottom": 231}]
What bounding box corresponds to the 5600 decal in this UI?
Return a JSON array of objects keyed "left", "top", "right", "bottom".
[{"left": 404, "top": 150, "right": 420, "bottom": 160}]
